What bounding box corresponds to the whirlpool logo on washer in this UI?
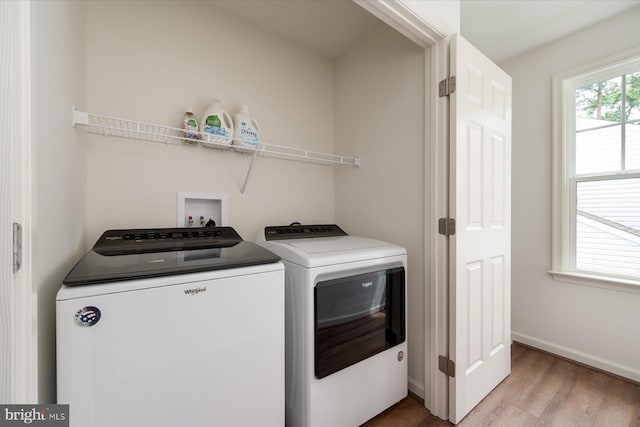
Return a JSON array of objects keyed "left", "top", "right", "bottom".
[
  {"left": 361, "top": 281, "right": 373, "bottom": 288},
  {"left": 184, "top": 286, "right": 207, "bottom": 296},
  {"left": 74, "top": 306, "right": 101, "bottom": 327}
]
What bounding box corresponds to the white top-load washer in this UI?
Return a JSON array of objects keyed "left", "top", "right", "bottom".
[
  {"left": 57, "top": 227, "right": 284, "bottom": 427},
  {"left": 257, "top": 224, "right": 408, "bottom": 427}
]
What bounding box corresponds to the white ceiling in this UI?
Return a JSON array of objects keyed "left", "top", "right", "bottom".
[
  {"left": 461, "top": 0, "right": 640, "bottom": 64},
  {"left": 211, "top": 0, "right": 381, "bottom": 59},
  {"left": 211, "top": 0, "right": 640, "bottom": 63}
]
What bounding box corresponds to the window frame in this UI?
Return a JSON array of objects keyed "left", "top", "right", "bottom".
[{"left": 551, "top": 50, "right": 640, "bottom": 294}]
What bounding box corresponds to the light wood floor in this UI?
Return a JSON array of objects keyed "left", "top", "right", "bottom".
[{"left": 363, "top": 343, "right": 640, "bottom": 426}]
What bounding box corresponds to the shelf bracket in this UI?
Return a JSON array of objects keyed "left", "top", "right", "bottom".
[
  {"left": 72, "top": 107, "right": 89, "bottom": 127},
  {"left": 241, "top": 151, "right": 259, "bottom": 196}
]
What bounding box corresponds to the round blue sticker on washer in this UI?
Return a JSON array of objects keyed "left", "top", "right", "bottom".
[{"left": 74, "top": 306, "right": 101, "bottom": 327}]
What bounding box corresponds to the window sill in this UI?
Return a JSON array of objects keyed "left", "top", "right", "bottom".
[{"left": 548, "top": 271, "right": 640, "bottom": 295}]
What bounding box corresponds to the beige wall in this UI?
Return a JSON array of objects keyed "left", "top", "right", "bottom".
[
  {"left": 31, "top": 0, "right": 87, "bottom": 402},
  {"left": 335, "top": 24, "right": 426, "bottom": 394},
  {"left": 85, "top": 1, "right": 336, "bottom": 245},
  {"left": 502, "top": 7, "right": 640, "bottom": 381}
]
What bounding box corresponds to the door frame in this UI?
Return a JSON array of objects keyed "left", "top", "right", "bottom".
[
  {"left": 428, "top": 37, "right": 452, "bottom": 419},
  {"left": 0, "top": 0, "right": 36, "bottom": 404}
]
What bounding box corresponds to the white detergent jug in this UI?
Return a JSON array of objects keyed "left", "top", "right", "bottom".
[
  {"left": 232, "top": 105, "right": 261, "bottom": 152},
  {"left": 200, "top": 99, "right": 233, "bottom": 147}
]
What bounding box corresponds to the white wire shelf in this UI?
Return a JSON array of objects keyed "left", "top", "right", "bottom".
[{"left": 72, "top": 108, "right": 360, "bottom": 167}]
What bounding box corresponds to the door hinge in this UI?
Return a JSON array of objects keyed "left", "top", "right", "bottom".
[
  {"left": 438, "top": 218, "right": 456, "bottom": 236},
  {"left": 439, "top": 355, "right": 456, "bottom": 377},
  {"left": 13, "top": 222, "right": 22, "bottom": 273},
  {"left": 439, "top": 76, "right": 456, "bottom": 97}
]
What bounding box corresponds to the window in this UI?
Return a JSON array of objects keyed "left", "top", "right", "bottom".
[{"left": 552, "top": 53, "right": 640, "bottom": 290}]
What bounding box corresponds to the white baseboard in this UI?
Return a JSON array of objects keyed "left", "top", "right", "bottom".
[
  {"left": 512, "top": 331, "right": 640, "bottom": 383},
  {"left": 408, "top": 376, "right": 424, "bottom": 399}
]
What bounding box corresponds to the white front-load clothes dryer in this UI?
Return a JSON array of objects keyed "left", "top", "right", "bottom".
[
  {"left": 57, "top": 227, "right": 284, "bottom": 427},
  {"left": 257, "top": 224, "right": 407, "bottom": 427}
]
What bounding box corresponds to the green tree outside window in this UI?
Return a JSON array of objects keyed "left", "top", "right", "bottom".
[{"left": 576, "top": 72, "right": 640, "bottom": 122}]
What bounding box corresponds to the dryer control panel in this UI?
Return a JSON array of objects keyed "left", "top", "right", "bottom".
[{"left": 264, "top": 224, "right": 347, "bottom": 241}]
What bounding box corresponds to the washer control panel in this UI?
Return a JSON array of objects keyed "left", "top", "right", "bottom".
[{"left": 94, "top": 227, "right": 242, "bottom": 255}]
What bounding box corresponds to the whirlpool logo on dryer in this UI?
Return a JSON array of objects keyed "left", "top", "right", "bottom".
[{"left": 184, "top": 286, "right": 207, "bottom": 296}]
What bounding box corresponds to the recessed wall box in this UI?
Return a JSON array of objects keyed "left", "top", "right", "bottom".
[{"left": 177, "top": 192, "right": 228, "bottom": 228}]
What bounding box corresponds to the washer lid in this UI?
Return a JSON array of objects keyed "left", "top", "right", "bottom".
[
  {"left": 64, "top": 227, "right": 281, "bottom": 286},
  {"left": 261, "top": 235, "right": 406, "bottom": 268}
]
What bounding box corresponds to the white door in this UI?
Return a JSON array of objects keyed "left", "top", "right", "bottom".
[
  {"left": 0, "top": 0, "right": 33, "bottom": 403},
  {"left": 449, "top": 33, "right": 512, "bottom": 424}
]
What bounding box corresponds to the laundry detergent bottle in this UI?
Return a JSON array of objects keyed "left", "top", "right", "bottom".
[
  {"left": 181, "top": 107, "right": 199, "bottom": 144},
  {"left": 232, "top": 105, "right": 261, "bottom": 151},
  {"left": 200, "top": 99, "right": 233, "bottom": 147}
]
